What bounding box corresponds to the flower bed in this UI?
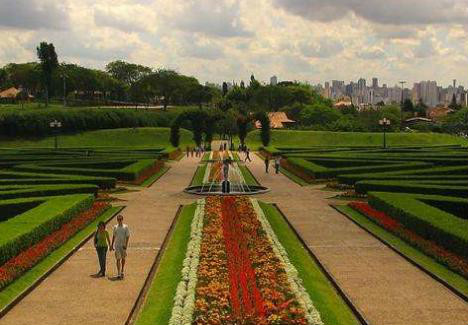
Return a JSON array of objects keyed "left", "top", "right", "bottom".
[
  {"left": 131, "top": 160, "right": 165, "bottom": 185},
  {"left": 349, "top": 201, "right": 468, "bottom": 278},
  {"left": 170, "top": 196, "right": 323, "bottom": 325},
  {"left": 0, "top": 201, "right": 110, "bottom": 290},
  {"left": 208, "top": 161, "right": 223, "bottom": 182}
]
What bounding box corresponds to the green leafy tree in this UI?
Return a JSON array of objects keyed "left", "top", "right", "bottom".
[
  {"left": 36, "top": 42, "right": 59, "bottom": 106},
  {"left": 449, "top": 93, "right": 460, "bottom": 110},
  {"left": 105, "top": 60, "right": 151, "bottom": 86},
  {"left": 236, "top": 114, "right": 250, "bottom": 145},
  {"left": 414, "top": 99, "right": 428, "bottom": 117}
]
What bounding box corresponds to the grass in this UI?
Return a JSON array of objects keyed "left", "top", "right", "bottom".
[
  {"left": 0, "top": 206, "right": 122, "bottom": 313},
  {"left": 246, "top": 130, "right": 468, "bottom": 149},
  {"left": 0, "top": 128, "right": 193, "bottom": 149},
  {"left": 259, "top": 202, "right": 361, "bottom": 325},
  {"left": 335, "top": 205, "right": 468, "bottom": 299},
  {"left": 139, "top": 167, "right": 170, "bottom": 187},
  {"left": 238, "top": 165, "right": 259, "bottom": 186},
  {"left": 190, "top": 164, "right": 207, "bottom": 186},
  {"left": 135, "top": 203, "right": 196, "bottom": 325}
]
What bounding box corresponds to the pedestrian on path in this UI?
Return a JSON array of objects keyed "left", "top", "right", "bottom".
[
  {"left": 111, "top": 215, "right": 130, "bottom": 279},
  {"left": 264, "top": 156, "right": 270, "bottom": 173},
  {"left": 94, "top": 221, "right": 110, "bottom": 277},
  {"left": 186, "top": 146, "right": 189, "bottom": 157},
  {"left": 274, "top": 155, "right": 281, "bottom": 174},
  {"left": 245, "top": 148, "right": 252, "bottom": 162}
]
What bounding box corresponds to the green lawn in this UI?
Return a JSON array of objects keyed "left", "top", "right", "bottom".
[
  {"left": 238, "top": 165, "right": 259, "bottom": 186},
  {"left": 0, "top": 206, "right": 123, "bottom": 314},
  {"left": 135, "top": 204, "right": 196, "bottom": 325},
  {"left": 190, "top": 164, "right": 207, "bottom": 186},
  {"left": 246, "top": 130, "right": 468, "bottom": 149},
  {"left": 335, "top": 205, "right": 468, "bottom": 299},
  {"left": 0, "top": 128, "right": 193, "bottom": 149},
  {"left": 259, "top": 202, "right": 361, "bottom": 325}
]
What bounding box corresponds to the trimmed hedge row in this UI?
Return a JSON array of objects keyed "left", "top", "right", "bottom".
[
  {"left": 0, "top": 194, "right": 94, "bottom": 266},
  {"left": 286, "top": 157, "right": 431, "bottom": 179},
  {"left": 0, "top": 171, "right": 116, "bottom": 189},
  {"left": 368, "top": 192, "right": 468, "bottom": 258},
  {"left": 356, "top": 180, "right": 468, "bottom": 198},
  {"left": 0, "top": 184, "right": 98, "bottom": 200},
  {"left": 13, "top": 159, "right": 159, "bottom": 181}
]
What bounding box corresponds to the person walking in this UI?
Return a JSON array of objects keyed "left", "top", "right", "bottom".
[
  {"left": 264, "top": 156, "right": 270, "bottom": 173},
  {"left": 94, "top": 221, "right": 110, "bottom": 277},
  {"left": 245, "top": 148, "right": 252, "bottom": 162},
  {"left": 111, "top": 215, "right": 130, "bottom": 279},
  {"left": 186, "top": 146, "right": 190, "bottom": 157},
  {"left": 274, "top": 155, "right": 281, "bottom": 174}
]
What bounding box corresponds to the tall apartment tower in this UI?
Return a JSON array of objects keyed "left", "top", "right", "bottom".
[
  {"left": 372, "top": 78, "right": 378, "bottom": 89},
  {"left": 270, "top": 75, "right": 278, "bottom": 86}
]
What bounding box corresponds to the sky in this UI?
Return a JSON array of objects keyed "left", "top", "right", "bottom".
[{"left": 0, "top": 0, "right": 467, "bottom": 87}]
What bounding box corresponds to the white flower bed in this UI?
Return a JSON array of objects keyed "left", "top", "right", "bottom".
[
  {"left": 168, "top": 199, "right": 205, "bottom": 325},
  {"left": 250, "top": 199, "right": 324, "bottom": 325}
]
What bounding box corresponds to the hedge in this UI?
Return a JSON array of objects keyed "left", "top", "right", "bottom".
[
  {"left": 356, "top": 180, "right": 468, "bottom": 198},
  {"left": 0, "top": 171, "right": 116, "bottom": 189},
  {"left": 286, "top": 157, "right": 431, "bottom": 179},
  {"left": 13, "top": 159, "right": 159, "bottom": 181},
  {"left": 0, "top": 108, "right": 178, "bottom": 137},
  {"left": 0, "top": 194, "right": 94, "bottom": 266},
  {"left": 0, "top": 184, "right": 98, "bottom": 200},
  {"left": 368, "top": 192, "right": 468, "bottom": 258}
]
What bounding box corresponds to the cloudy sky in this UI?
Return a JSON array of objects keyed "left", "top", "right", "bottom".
[{"left": 0, "top": 0, "right": 467, "bottom": 87}]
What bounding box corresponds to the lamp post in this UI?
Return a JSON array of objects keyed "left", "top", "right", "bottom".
[
  {"left": 61, "top": 74, "right": 67, "bottom": 107},
  {"left": 379, "top": 118, "right": 391, "bottom": 149},
  {"left": 49, "top": 120, "right": 62, "bottom": 149}
]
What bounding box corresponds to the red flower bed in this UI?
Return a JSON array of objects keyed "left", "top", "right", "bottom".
[
  {"left": 209, "top": 161, "right": 224, "bottom": 182},
  {"left": 131, "top": 160, "right": 165, "bottom": 185},
  {"left": 349, "top": 201, "right": 468, "bottom": 278},
  {"left": 193, "top": 196, "right": 309, "bottom": 325},
  {"left": 0, "top": 201, "right": 110, "bottom": 290}
]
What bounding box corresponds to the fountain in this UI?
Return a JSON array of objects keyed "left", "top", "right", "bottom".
[{"left": 184, "top": 151, "right": 269, "bottom": 196}]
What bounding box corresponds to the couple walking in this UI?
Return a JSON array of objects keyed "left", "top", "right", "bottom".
[{"left": 94, "top": 214, "right": 130, "bottom": 280}]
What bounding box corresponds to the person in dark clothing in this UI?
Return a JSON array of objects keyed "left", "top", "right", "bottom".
[
  {"left": 94, "top": 221, "right": 111, "bottom": 277},
  {"left": 264, "top": 156, "right": 270, "bottom": 173},
  {"left": 245, "top": 148, "right": 252, "bottom": 162}
]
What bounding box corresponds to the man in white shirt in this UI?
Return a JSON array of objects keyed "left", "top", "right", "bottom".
[{"left": 111, "top": 215, "right": 130, "bottom": 279}]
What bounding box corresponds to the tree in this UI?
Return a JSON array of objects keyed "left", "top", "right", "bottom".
[
  {"left": 415, "top": 99, "right": 428, "bottom": 117},
  {"left": 222, "top": 82, "right": 228, "bottom": 97},
  {"left": 105, "top": 60, "right": 151, "bottom": 86},
  {"left": 237, "top": 115, "right": 250, "bottom": 145},
  {"left": 36, "top": 42, "right": 58, "bottom": 107},
  {"left": 402, "top": 98, "right": 414, "bottom": 112},
  {"left": 449, "top": 93, "right": 460, "bottom": 110},
  {"left": 255, "top": 112, "right": 271, "bottom": 147},
  {"left": 300, "top": 104, "right": 341, "bottom": 126}
]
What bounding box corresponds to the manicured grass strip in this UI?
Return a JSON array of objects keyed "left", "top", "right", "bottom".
[
  {"left": 139, "top": 166, "right": 170, "bottom": 187},
  {"left": 280, "top": 167, "right": 310, "bottom": 186},
  {"left": 259, "top": 202, "right": 361, "bottom": 325},
  {"left": 190, "top": 164, "right": 207, "bottom": 186},
  {"left": 0, "top": 206, "right": 122, "bottom": 315},
  {"left": 334, "top": 205, "right": 468, "bottom": 300},
  {"left": 238, "top": 164, "right": 259, "bottom": 186},
  {"left": 135, "top": 204, "right": 196, "bottom": 325}
]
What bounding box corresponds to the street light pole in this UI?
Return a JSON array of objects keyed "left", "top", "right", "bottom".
[
  {"left": 62, "top": 74, "right": 67, "bottom": 107},
  {"left": 49, "top": 120, "right": 62, "bottom": 150},
  {"left": 379, "top": 118, "right": 391, "bottom": 149}
]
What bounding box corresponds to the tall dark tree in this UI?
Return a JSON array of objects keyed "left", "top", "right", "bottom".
[
  {"left": 222, "top": 82, "right": 228, "bottom": 97},
  {"left": 236, "top": 115, "right": 249, "bottom": 145},
  {"left": 36, "top": 42, "right": 59, "bottom": 107},
  {"left": 449, "top": 93, "right": 460, "bottom": 110},
  {"left": 255, "top": 112, "right": 271, "bottom": 147},
  {"left": 401, "top": 98, "right": 414, "bottom": 112}
]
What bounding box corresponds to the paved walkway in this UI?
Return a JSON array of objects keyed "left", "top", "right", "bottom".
[
  {"left": 247, "top": 154, "right": 468, "bottom": 325},
  {"left": 0, "top": 156, "right": 200, "bottom": 325}
]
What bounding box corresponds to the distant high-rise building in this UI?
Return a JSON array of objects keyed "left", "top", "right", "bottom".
[
  {"left": 270, "top": 75, "right": 278, "bottom": 86},
  {"left": 372, "top": 78, "right": 378, "bottom": 89},
  {"left": 358, "top": 78, "right": 366, "bottom": 92}
]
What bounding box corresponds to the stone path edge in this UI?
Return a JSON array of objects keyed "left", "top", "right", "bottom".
[
  {"left": 272, "top": 203, "right": 371, "bottom": 325},
  {"left": 125, "top": 205, "right": 183, "bottom": 325},
  {"left": 0, "top": 205, "right": 125, "bottom": 319},
  {"left": 331, "top": 204, "right": 468, "bottom": 304},
  {"left": 143, "top": 167, "right": 171, "bottom": 188}
]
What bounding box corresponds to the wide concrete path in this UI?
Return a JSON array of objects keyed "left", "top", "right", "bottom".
[
  {"left": 247, "top": 153, "right": 468, "bottom": 325},
  {"left": 0, "top": 156, "right": 200, "bottom": 325}
]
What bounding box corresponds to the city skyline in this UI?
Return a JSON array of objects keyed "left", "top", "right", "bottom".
[{"left": 0, "top": 0, "right": 467, "bottom": 86}]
